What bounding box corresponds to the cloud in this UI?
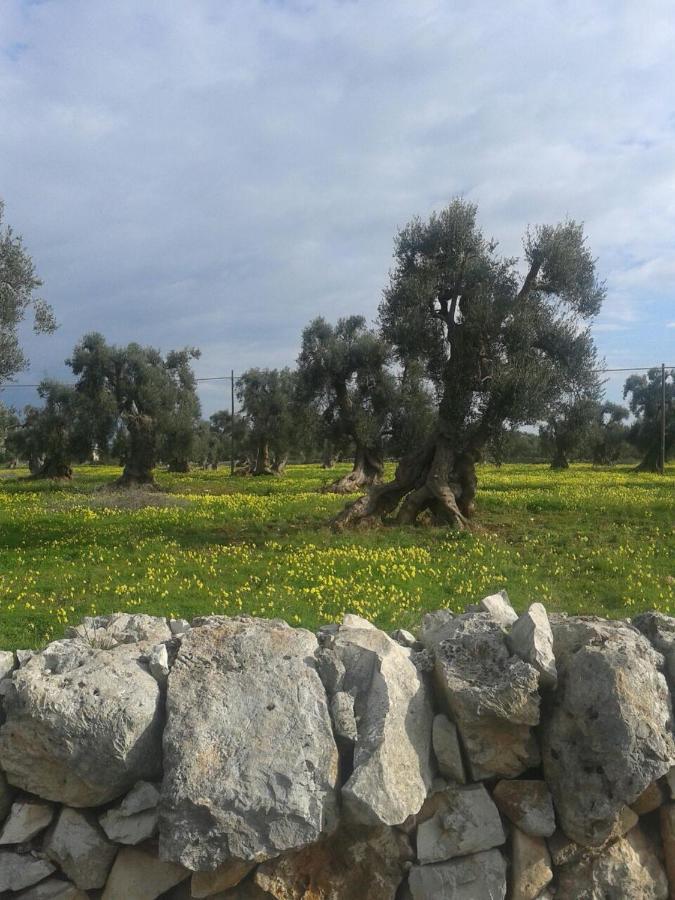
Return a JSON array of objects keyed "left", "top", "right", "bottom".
[{"left": 1, "top": 0, "right": 674, "bottom": 412}]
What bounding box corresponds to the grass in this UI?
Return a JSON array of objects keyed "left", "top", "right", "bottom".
[{"left": 0, "top": 462, "right": 673, "bottom": 650}]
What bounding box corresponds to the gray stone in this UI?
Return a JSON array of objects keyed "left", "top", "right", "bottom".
[
  {"left": 329, "top": 691, "right": 358, "bottom": 746},
  {"left": 408, "top": 849, "right": 507, "bottom": 900},
  {"left": 0, "top": 637, "right": 164, "bottom": 806},
  {"left": 102, "top": 846, "right": 189, "bottom": 899},
  {"left": 416, "top": 783, "right": 504, "bottom": 863},
  {"left": 0, "top": 849, "right": 56, "bottom": 891},
  {"left": 169, "top": 618, "right": 191, "bottom": 635},
  {"left": 541, "top": 617, "right": 675, "bottom": 846},
  {"left": 492, "top": 780, "right": 555, "bottom": 838},
  {"left": 160, "top": 616, "right": 339, "bottom": 869},
  {"left": 666, "top": 766, "right": 675, "bottom": 799},
  {"left": 631, "top": 781, "right": 667, "bottom": 815},
  {"left": 191, "top": 859, "right": 256, "bottom": 896},
  {"left": 390, "top": 629, "right": 420, "bottom": 649},
  {"left": 431, "top": 714, "right": 465, "bottom": 783},
  {"left": 479, "top": 590, "right": 518, "bottom": 627},
  {"left": 633, "top": 611, "right": 675, "bottom": 688},
  {"left": 0, "top": 651, "right": 15, "bottom": 681},
  {"left": 65, "top": 612, "right": 171, "bottom": 648},
  {"left": 45, "top": 807, "right": 117, "bottom": 889},
  {"left": 327, "top": 613, "right": 434, "bottom": 826},
  {"left": 16, "top": 649, "right": 33, "bottom": 666},
  {"left": 0, "top": 799, "right": 54, "bottom": 844},
  {"left": 15, "top": 878, "right": 89, "bottom": 899},
  {"left": 0, "top": 771, "right": 12, "bottom": 824},
  {"left": 511, "top": 828, "right": 552, "bottom": 900},
  {"left": 254, "top": 825, "right": 412, "bottom": 900},
  {"left": 148, "top": 643, "right": 171, "bottom": 684},
  {"left": 508, "top": 603, "right": 557, "bottom": 689},
  {"left": 422, "top": 612, "right": 540, "bottom": 780},
  {"left": 555, "top": 826, "right": 668, "bottom": 899},
  {"left": 99, "top": 781, "right": 160, "bottom": 845}
]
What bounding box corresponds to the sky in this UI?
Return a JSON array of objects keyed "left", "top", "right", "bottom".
[{"left": 1, "top": 0, "right": 674, "bottom": 415}]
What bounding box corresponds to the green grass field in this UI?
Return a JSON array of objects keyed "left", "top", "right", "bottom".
[{"left": 0, "top": 462, "right": 673, "bottom": 650}]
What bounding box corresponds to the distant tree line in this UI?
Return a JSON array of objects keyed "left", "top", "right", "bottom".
[{"left": 1, "top": 196, "right": 672, "bottom": 522}]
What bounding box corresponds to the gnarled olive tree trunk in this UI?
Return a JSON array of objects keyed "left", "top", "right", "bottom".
[
  {"left": 38, "top": 457, "right": 72, "bottom": 479},
  {"left": 321, "top": 439, "right": 336, "bottom": 469},
  {"left": 332, "top": 436, "right": 478, "bottom": 529},
  {"left": 114, "top": 413, "right": 159, "bottom": 488},
  {"left": 167, "top": 459, "right": 190, "bottom": 473},
  {"left": 323, "top": 444, "right": 384, "bottom": 494},
  {"left": 550, "top": 448, "right": 569, "bottom": 469},
  {"left": 253, "top": 439, "right": 275, "bottom": 475},
  {"left": 634, "top": 443, "right": 662, "bottom": 473}
]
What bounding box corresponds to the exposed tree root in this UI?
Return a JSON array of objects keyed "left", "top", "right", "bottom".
[{"left": 322, "top": 447, "right": 383, "bottom": 494}]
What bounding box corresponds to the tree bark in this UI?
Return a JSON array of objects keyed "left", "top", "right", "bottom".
[
  {"left": 253, "top": 439, "right": 276, "bottom": 475},
  {"left": 114, "top": 413, "right": 159, "bottom": 488},
  {"left": 323, "top": 444, "right": 384, "bottom": 494},
  {"left": 272, "top": 453, "right": 288, "bottom": 475},
  {"left": 332, "top": 438, "right": 478, "bottom": 529},
  {"left": 167, "top": 459, "right": 190, "bottom": 473},
  {"left": 550, "top": 448, "right": 569, "bottom": 469},
  {"left": 634, "top": 443, "right": 661, "bottom": 473},
  {"left": 37, "top": 457, "right": 72, "bottom": 479},
  {"left": 321, "top": 440, "right": 336, "bottom": 469}
]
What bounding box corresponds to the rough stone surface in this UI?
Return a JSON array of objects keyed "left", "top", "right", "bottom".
[
  {"left": 254, "top": 825, "right": 412, "bottom": 900},
  {"left": 0, "top": 638, "right": 164, "bottom": 806},
  {"left": 479, "top": 590, "right": 518, "bottom": 627},
  {"left": 0, "top": 849, "right": 56, "bottom": 891},
  {"left": 326, "top": 614, "right": 434, "bottom": 826},
  {"left": 431, "top": 714, "right": 465, "bottom": 783},
  {"left": 15, "top": 878, "right": 89, "bottom": 899},
  {"left": 0, "top": 799, "right": 54, "bottom": 844},
  {"left": 191, "top": 859, "right": 256, "bottom": 896},
  {"left": 555, "top": 826, "right": 668, "bottom": 899},
  {"left": 328, "top": 691, "right": 358, "bottom": 747},
  {"left": 160, "top": 616, "right": 339, "bottom": 869},
  {"left": 0, "top": 651, "right": 15, "bottom": 681},
  {"left": 169, "top": 618, "right": 191, "bottom": 636},
  {"left": 0, "top": 771, "right": 12, "bottom": 824},
  {"left": 633, "top": 611, "right": 675, "bottom": 688},
  {"left": 102, "top": 846, "right": 189, "bottom": 899},
  {"left": 422, "top": 612, "right": 540, "bottom": 780},
  {"left": 408, "top": 849, "right": 507, "bottom": 900},
  {"left": 631, "top": 781, "right": 666, "bottom": 815},
  {"left": 99, "top": 780, "right": 159, "bottom": 844},
  {"left": 659, "top": 803, "right": 675, "bottom": 896},
  {"left": 666, "top": 767, "right": 675, "bottom": 799},
  {"left": 148, "top": 643, "right": 171, "bottom": 684},
  {"left": 541, "top": 617, "right": 675, "bottom": 846},
  {"left": 45, "top": 807, "right": 117, "bottom": 888},
  {"left": 492, "top": 780, "right": 556, "bottom": 837},
  {"left": 390, "top": 629, "right": 419, "bottom": 649},
  {"left": 508, "top": 603, "right": 557, "bottom": 689},
  {"left": 510, "top": 827, "right": 552, "bottom": 900},
  {"left": 65, "top": 612, "right": 171, "bottom": 648},
  {"left": 416, "top": 783, "right": 505, "bottom": 863}
]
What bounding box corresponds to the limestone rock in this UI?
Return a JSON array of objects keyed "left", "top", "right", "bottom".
[
  {"left": 65, "top": 612, "right": 171, "bottom": 648},
  {"left": 422, "top": 612, "right": 540, "bottom": 780},
  {"left": 328, "top": 691, "right": 358, "bottom": 747},
  {"left": 479, "top": 590, "right": 518, "bottom": 627},
  {"left": 102, "top": 846, "right": 189, "bottom": 899},
  {"left": 0, "top": 651, "right": 15, "bottom": 681},
  {"left": 555, "top": 826, "right": 668, "bottom": 899},
  {"left": 0, "top": 799, "right": 54, "bottom": 844},
  {"left": 160, "top": 617, "right": 339, "bottom": 869},
  {"left": 408, "top": 849, "right": 507, "bottom": 900},
  {"left": 254, "top": 825, "right": 413, "bottom": 900},
  {"left": 100, "top": 780, "right": 159, "bottom": 844},
  {"left": 15, "top": 878, "right": 89, "bottom": 899},
  {"left": 633, "top": 611, "right": 675, "bottom": 687},
  {"left": 416, "top": 783, "right": 505, "bottom": 863},
  {"left": 508, "top": 603, "right": 557, "bottom": 689},
  {"left": 659, "top": 803, "right": 675, "bottom": 896},
  {"left": 326, "top": 614, "right": 434, "bottom": 826},
  {"left": 147, "top": 643, "right": 171, "bottom": 684},
  {"left": 510, "top": 828, "right": 552, "bottom": 900},
  {"left": 541, "top": 617, "right": 675, "bottom": 846},
  {"left": 0, "top": 638, "right": 164, "bottom": 806},
  {"left": 666, "top": 767, "right": 675, "bottom": 798},
  {"left": 0, "top": 849, "right": 56, "bottom": 891},
  {"left": 431, "top": 714, "right": 465, "bottom": 784},
  {"left": 169, "top": 618, "right": 191, "bottom": 635},
  {"left": 632, "top": 781, "right": 666, "bottom": 815},
  {"left": 0, "top": 771, "right": 12, "bottom": 824},
  {"left": 390, "top": 629, "right": 420, "bottom": 649},
  {"left": 191, "top": 859, "right": 255, "bottom": 896},
  {"left": 492, "top": 780, "right": 555, "bottom": 837},
  {"left": 45, "top": 807, "right": 117, "bottom": 888}
]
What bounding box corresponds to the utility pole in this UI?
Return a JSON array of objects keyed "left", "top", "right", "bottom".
[
  {"left": 230, "top": 370, "right": 235, "bottom": 476},
  {"left": 661, "top": 363, "right": 667, "bottom": 475}
]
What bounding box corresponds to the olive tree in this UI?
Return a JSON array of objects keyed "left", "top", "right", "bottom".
[
  {"left": 237, "top": 368, "right": 297, "bottom": 475},
  {"left": 335, "top": 199, "right": 604, "bottom": 528},
  {"left": 540, "top": 394, "right": 600, "bottom": 469},
  {"left": 298, "top": 316, "right": 395, "bottom": 492},
  {"left": 624, "top": 368, "right": 674, "bottom": 472},
  {"left": 0, "top": 199, "right": 56, "bottom": 385}
]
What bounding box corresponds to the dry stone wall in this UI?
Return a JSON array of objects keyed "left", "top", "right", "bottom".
[{"left": 0, "top": 595, "right": 675, "bottom": 898}]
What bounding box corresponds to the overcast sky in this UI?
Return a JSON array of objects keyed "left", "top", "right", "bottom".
[{"left": 1, "top": 0, "right": 674, "bottom": 414}]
